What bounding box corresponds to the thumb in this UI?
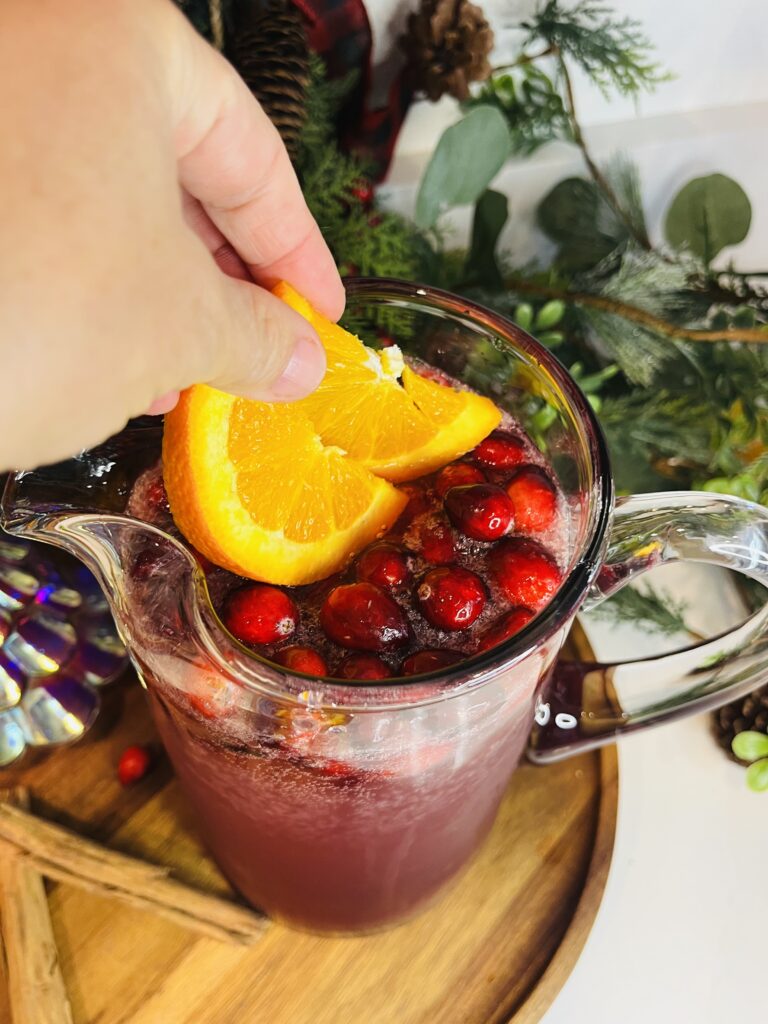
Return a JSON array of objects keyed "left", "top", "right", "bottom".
[{"left": 201, "top": 272, "right": 327, "bottom": 403}]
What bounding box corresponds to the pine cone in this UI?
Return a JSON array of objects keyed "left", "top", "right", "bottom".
[
  {"left": 228, "top": 1, "right": 309, "bottom": 161},
  {"left": 400, "top": 0, "right": 494, "bottom": 102},
  {"left": 712, "top": 685, "right": 768, "bottom": 763}
]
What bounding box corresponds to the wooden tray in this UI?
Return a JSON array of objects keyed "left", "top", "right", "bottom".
[{"left": 0, "top": 635, "right": 618, "bottom": 1024}]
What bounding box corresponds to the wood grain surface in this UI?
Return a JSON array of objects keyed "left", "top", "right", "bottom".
[{"left": 0, "top": 640, "right": 618, "bottom": 1024}]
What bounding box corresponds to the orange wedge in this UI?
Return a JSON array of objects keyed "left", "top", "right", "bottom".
[
  {"left": 163, "top": 386, "right": 406, "bottom": 585},
  {"left": 274, "top": 282, "right": 502, "bottom": 482},
  {"left": 163, "top": 283, "right": 501, "bottom": 584}
]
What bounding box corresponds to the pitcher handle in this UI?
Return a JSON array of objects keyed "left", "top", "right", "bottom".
[{"left": 529, "top": 491, "right": 768, "bottom": 762}]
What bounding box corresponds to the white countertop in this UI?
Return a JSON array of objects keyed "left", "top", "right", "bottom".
[{"left": 543, "top": 564, "right": 766, "bottom": 1023}]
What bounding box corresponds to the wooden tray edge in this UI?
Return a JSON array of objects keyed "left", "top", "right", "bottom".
[{"left": 510, "top": 742, "right": 619, "bottom": 1024}]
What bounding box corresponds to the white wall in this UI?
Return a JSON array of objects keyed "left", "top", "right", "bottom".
[
  {"left": 374, "top": 1, "right": 768, "bottom": 268},
  {"left": 370, "top": 0, "right": 768, "bottom": 124}
]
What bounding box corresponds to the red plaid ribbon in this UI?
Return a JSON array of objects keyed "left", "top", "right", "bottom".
[{"left": 292, "top": 0, "right": 414, "bottom": 179}]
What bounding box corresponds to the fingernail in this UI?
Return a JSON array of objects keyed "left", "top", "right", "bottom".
[
  {"left": 266, "top": 335, "right": 327, "bottom": 401},
  {"left": 146, "top": 391, "right": 180, "bottom": 415}
]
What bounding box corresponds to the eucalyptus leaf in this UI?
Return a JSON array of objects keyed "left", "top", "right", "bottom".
[
  {"left": 664, "top": 173, "right": 751, "bottom": 264},
  {"left": 537, "top": 177, "right": 627, "bottom": 271},
  {"left": 416, "top": 107, "right": 512, "bottom": 229},
  {"left": 464, "top": 189, "right": 509, "bottom": 288},
  {"left": 732, "top": 730, "right": 768, "bottom": 762},
  {"left": 746, "top": 758, "right": 768, "bottom": 792}
]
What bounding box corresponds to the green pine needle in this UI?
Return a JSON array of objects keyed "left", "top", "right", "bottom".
[
  {"left": 590, "top": 583, "right": 693, "bottom": 637},
  {"left": 525, "top": 0, "right": 671, "bottom": 97}
]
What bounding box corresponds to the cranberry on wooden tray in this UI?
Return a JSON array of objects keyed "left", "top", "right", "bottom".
[{"left": 321, "top": 582, "right": 410, "bottom": 652}]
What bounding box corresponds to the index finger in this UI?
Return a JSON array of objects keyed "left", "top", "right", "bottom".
[{"left": 169, "top": 19, "right": 344, "bottom": 320}]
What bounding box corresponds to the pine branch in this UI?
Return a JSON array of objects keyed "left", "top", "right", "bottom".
[
  {"left": 590, "top": 583, "right": 703, "bottom": 640},
  {"left": 505, "top": 276, "right": 768, "bottom": 343},
  {"left": 491, "top": 46, "right": 556, "bottom": 73},
  {"left": 525, "top": 0, "right": 670, "bottom": 97},
  {"left": 557, "top": 54, "right": 652, "bottom": 250}
]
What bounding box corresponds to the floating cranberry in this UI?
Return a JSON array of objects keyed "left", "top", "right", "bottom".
[
  {"left": 131, "top": 544, "right": 164, "bottom": 582},
  {"left": 490, "top": 539, "right": 562, "bottom": 610},
  {"left": 117, "top": 745, "right": 151, "bottom": 786},
  {"left": 146, "top": 476, "right": 169, "bottom": 511},
  {"left": 476, "top": 607, "right": 536, "bottom": 652},
  {"left": 399, "top": 485, "right": 433, "bottom": 524},
  {"left": 444, "top": 483, "right": 514, "bottom": 541},
  {"left": 336, "top": 653, "right": 392, "bottom": 680},
  {"left": 356, "top": 543, "right": 410, "bottom": 590},
  {"left": 320, "top": 582, "right": 409, "bottom": 651},
  {"left": 274, "top": 646, "right": 329, "bottom": 676},
  {"left": 473, "top": 431, "right": 527, "bottom": 469},
  {"left": 222, "top": 585, "right": 299, "bottom": 645},
  {"left": 434, "top": 462, "right": 486, "bottom": 498},
  {"left": 506, "top": 466, "right": 557, "bottom": 533},
  {"left": 401, "top": 649, "right": 465, "bottom": 675},
  {"left": 417, "top": 567, "right": 486, "bottom": 630},
  {"left": 410, "top": 517, "right": 455, "bottom": 564}
]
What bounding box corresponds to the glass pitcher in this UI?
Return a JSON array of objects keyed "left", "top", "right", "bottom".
[{"left": 3, "top": 279, "right": 768, "bottom": 934}]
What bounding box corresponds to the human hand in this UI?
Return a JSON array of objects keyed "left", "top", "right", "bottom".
[{"left": 0, "top": 0, "right": 343, "bottom": 470}]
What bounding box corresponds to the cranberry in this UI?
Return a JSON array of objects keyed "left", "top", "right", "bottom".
[
  {"left": 416, "top": 567, "right": 486, "bottom": 630},
  {"left": 434, "top": 462, "right": 486, "bottom": 498},
  {"left": 409, "top": 516, "right": 455, "bottom": 564},
  {"left": 444, "top": 484, "right": 514, "bottom": 541},
  {"left": 473, "top": 431, "right": 527, "bottom": 469},
  {"left": 336, "top": 653, "right": 392, "bottom": 680},
  {"left": 476, "top": 607, "right": 536, "bottom": 652},
  {"left": 401, "top": 649, "right": 465, "bottom": 675},
  {"left": 117, "top": 745, "right": 151, "bottom": 786},
  {"left": 349, "top": 179, "right": 374, "bottom": 206},
  {"left": 489, "top": 539, "right": 562, "bottom": 610},
  {"left": 222, "top": 585, "right": 299, "bottom": 645},
  {"left": 274, "top": 646, "right": 329, "bottom": 676},
  {"left": 399, "top": 485, "right": 432, "bottom": 524},
  {"left": 146, "top": 476, "right": 169, "bottom": 511},
  {"left": 131, "top": 544, "right": 164, "bottom": 582},
  {"left": 320, "top": 582, "right": 409, "bottom": 651},
  {"left": 506, "top": 467, "right": 558, "bottom": 533},
  {"left": 356, "top": 543, "right": 410, "bottom": 590}
]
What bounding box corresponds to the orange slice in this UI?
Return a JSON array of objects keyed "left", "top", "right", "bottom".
[
  {"left": 163, "top": 386, "right": 406, "bottom": 585},
  {"left": 274, "top": 282, "right": 501, "bottom": 482}
]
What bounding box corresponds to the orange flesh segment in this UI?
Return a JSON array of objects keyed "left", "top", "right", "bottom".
[
  {"left": 162, "top": 283, "right": 501, "bottom": 584},
  {"left": 163, "top": 386, "right": 406, "bottom": 585},
  {"left": 274, "top": 281, "right": 502, "bottom": 482}
]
